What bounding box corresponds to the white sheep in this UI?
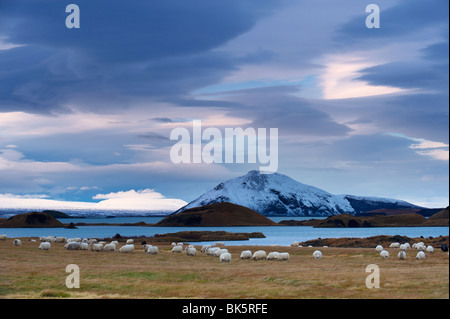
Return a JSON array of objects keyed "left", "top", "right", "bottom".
[
  {"left": 67, "top": 238, "right": 82, "bottom": 243},
  {"left": 215, "top": 242, "right": 225, "bottom": 247},
  {"left": 252, "top": 250, "right": 267, "bottom": 261},
  {"left": 186, "top": 247, "right": 197, "bottom": 256},
  {"left": 55, "top": 237, "right": 67, "bottom": 243},
  {"left": 171, "top": 242, "right": 177, "bottom": 246},
  {"left": 214, "top": 248, "right": 228, "bottom": 257},
  {"left": 399, "top": 244, "right": 407, "bottom": 251},
  {"left": 46, "top": 236, "right": 56, "bottom": 242},
  {"left": 313, "top": 250, "right": 322, "bottom": 260},
  {"left": 240, "top": 250, "right": 252, "bottom": 260},
  {"left": 389, "top": 242, "right": 400, "bottom": 248},
  {"left": 219, "top": 252, "right": 232, "bottom": 263},
  {"left": 380, "top": 250, "right": 390, "bottom": 259},
  {"left": 80, "top": 243, "right": 89, "bottom": 250},
  {"left": 13, "top": 239, "right": 22, "bottom": 246},
  {"left": 91, "top": 243, "right": 103, "bottom": 252},
  {"left": 65, "top": 242, "right": 81, "bottom": 250},
  {"left": 375, "top": 245, "right": 383, "bottom": 252},
  {"left": 276, "top": 252, "right": 290, "bottom": 261},
  {"left": 416, "top": 251, "right": 426, "bottom": 260},
  {"left": 171, "top": 245, "right": 183, "bottom": 253},
  {"left": 119, "top": 244, "right": 135, "bottom": 253},
  {"left": 266, "top": 252, "right": 279, "bottom": 260},
  {"left": 111, "top": 241, "right": 119, "bottom": 246},
  {"left": 126, "top": 239, "right": 134, "bottom": 245},
  {"left": 398, "top": 251, "right": 406, "bottom": 260},
  {"left": 426, "top": 246, "right": 434, "bottom": 254},
  {"left": 291, "top": 241, "right": 299, "bottom": 247},
  {"left": 206, "top": 247, "right": 220, "bottom": 256},
  {"left": 146, "top": 246, "right": 159, "bottom": 255},
  {"left": 0, "top": 234, "right": 7, "bottom": 241},
  {"left": 103, "top": 243, "right": 116, "bottom": 252},
  {"left": 39, "top": 242, "right": 51, "bottom": 250},
  {"left": 201, "top": 245, "right": 212, "bottom": 253},
  {"left": 404, "top": 243, "right": 411, "bottom": 249}
]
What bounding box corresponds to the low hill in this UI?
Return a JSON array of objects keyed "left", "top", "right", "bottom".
[
  {"left": 313, "top": 212, "right": 448, "bottom": 228},
  {"left": 0, "top": 212, "right": 65, "bottom": 228},
  {"left": 422, "top": 207, "right": 449, "bottom": 226},
  {"left": 156, "top": 202, "right": 277, "bottom": 227}
]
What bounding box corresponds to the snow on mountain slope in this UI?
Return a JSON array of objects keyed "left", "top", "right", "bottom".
[{"left": 177, "top": 170, "right": 421, "bottom": 216}]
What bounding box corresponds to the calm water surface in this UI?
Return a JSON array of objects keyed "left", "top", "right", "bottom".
[{"left": 1, "top": 217, "right": 447, "bottom": 246}]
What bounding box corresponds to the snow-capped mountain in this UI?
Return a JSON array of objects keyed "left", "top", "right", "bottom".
[{"left": 176, "top": 170, "right": 421, "bottom": 217}]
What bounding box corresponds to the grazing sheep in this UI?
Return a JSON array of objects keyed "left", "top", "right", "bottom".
[
  {"left": 215, "top": 242, "right": 225, "bottom": 247},
  {"left": 375, "top": 245, "right": 383, "bottom": 252},
  {"left": 389, "top": 242, "right": 400, "bottom": 248},
  {"left": 399, "top": 244, "right": 407, "bottom": 251},
  {"left": 119, "top": 244, "right": 135, "bottom": 253},
  {"left": 214, "top": 249, "right": 228, "bottom": 257},
  {"left": 65, "top": 242, "right": 81, "bottom": 250},
  {"left": 46, "top": 236, "right": 56, "bottom": 242},
  {"left": 276, "top": 252, "right": 290, "bottom": 261},
  {"left": 171, "top": 245, "right": 183, "bottom": 253},
  {"left": 103, "top": 243, "right": 116, "bottom": 252},
  {"left": 219, "top": 252, "right": 232, "bottom": 263},
  {"left": 111, "top": 241, "right": 119, "bottom": 246},
  {"left": 206, "top": 247, "right": 220, "bottom": 256},
  {"left": 147, "top": 246, "right": 159, "bottom": 255},
  {"left": 441, "top": 244, "right": 448, "bottom": 252},
  {"left": 380, "top": 250, "right": 390, "bottom": 259},
  {"left": 126, "top": 239, "right": 134, "bottom": 245},
  {"left": 426, "top": 246, "right": 434, "bottom": 254},
  {"left": 252, "top": 250, "right": 267, "bottom": 261},
  {"left": 416, "top": 251, "right": 426, "bottom": 260},
  {"left": 0, "top": 234, "right": 7, "bottom": 240},
  {"left": 186, "top": 247, "right": 197, "bottom": 256},
  {"left": 266, "top": 252, "right": 279, "bottom": 260},
  {"left": 398, "top": 251, "right": 406, "bottom": 260},
  {"left": 67, "top": 238, "right": 82, "bottom": 243},
  {"left": 404, "top": 243, "right": 411, "bottom": 249},
  {"left": 80, "top": 243, "right": 89, "bottom": 250},
  {"left": 91, "top": 243, "right": 103, "bottom": 252},
  {"left": 240, "top": 250, "right": 252, "bottom": 260},
  {"left": 55, "top": 237, "right": 67, "bottom": 243},
  {"left": 13, "top": 239, "right": 22, "bottom": 246},
  {"left": 39, "top": 236, "right": 47, "bottom": 242},
  {"left": 313, "top": 250, "right": 322, "bottom": 260},
  {"left": 291, "top": 241, "right": 299, "bottom": 247},
  {"left": 201, "top": 245, "right": 212, "bottom": 253},
  {"left": 39, "top": 242, "right": 51, "bottom": 250},
  {"left": 416, "top": 244, "right": 426, "bottom": 251}
]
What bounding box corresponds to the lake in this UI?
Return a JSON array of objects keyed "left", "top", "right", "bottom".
[{"left": 0, "top": 216, "right": 448, "bottom": 246}]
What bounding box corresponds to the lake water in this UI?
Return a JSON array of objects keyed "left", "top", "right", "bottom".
[{"left": 0, "top": 217, "right": 448, "bottom": 246}]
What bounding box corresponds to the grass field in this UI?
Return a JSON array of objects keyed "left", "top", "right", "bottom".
[{"left": 0, "top": 238, "right": 448, "bottom": 299}]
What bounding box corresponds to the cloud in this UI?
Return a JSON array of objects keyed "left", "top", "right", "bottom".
[
  {"left": 0, "top": 189, "right": 187, "bottom": 212},
  {"left": 91, "top": 189, "right": 187, "bottom": 211}
]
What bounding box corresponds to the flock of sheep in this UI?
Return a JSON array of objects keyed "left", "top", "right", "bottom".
[
  {"left": 1, "top": 234, "right": 325, "bottom": 263},
  {"left": 1, "top": 234, "right": 448, "bottom": 264},
  {"left": 374, "top": 241, "right": 448, "bottom": 260}
]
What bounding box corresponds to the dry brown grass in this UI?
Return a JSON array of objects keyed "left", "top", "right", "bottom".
[{"left": 0, "top": 238, "right": 448, "bottom": 299}]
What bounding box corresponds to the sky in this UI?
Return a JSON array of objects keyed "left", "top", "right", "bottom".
[{"left": 0, "top": 0, "right": 448, "bottom": 211}]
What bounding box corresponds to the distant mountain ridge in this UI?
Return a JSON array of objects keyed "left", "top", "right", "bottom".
[{"left": 176, "top": 170, "right": 421, "bottom": 217}]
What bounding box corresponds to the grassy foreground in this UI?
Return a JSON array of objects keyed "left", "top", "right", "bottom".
[{"left": 0, "top": 238, "right": 448, "bottom": 299}]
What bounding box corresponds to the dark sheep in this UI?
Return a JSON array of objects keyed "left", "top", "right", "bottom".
[{"left": 441, "top": 244, "right": 448, "bottom": 252}]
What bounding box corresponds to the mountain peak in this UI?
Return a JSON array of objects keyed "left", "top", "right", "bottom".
[{"left": 177, "top": 171, "right": 421, "bottom": 217}]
